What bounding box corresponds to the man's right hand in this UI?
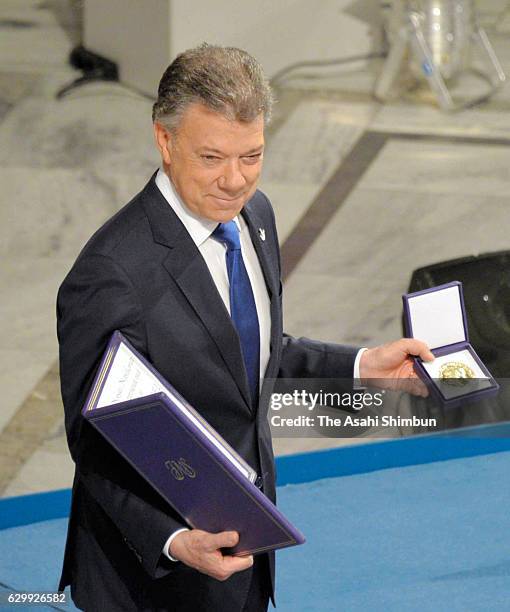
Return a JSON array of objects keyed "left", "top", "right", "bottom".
[{"left": 169, "top": 529, "right": 253, "bottom": 581}]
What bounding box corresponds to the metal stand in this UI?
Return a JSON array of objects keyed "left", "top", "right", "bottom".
[{"left": 375, "top": 10, "right": 506, "bottom": 111}]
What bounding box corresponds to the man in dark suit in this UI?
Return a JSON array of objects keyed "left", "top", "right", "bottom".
[{"left": 57, "top": 44, "right": 432, "bottom": 611}]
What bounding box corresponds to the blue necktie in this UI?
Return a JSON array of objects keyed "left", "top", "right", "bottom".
[{"left": 212, "top": 221, "right": 260, "bottom": 404}]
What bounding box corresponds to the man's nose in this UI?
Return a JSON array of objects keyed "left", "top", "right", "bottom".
[{"left": 218, "top": 160, "right": 246, "bottom": 193}]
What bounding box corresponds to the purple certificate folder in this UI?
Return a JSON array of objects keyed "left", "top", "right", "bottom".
[{"left": 82, "top": 331, "right": 305, "bottom": 556}]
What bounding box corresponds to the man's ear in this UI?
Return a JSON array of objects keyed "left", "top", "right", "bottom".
[{"left": 153, "top": 122, "right": 172, "bottom": 165}]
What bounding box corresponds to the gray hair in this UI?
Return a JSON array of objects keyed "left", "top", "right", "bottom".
[{"left": 152, "top": 43, "right": 274, "bottom": 130}]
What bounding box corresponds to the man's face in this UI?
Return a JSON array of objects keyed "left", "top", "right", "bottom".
[{"left": 154, "top": 103, "right": 265, "bottom": 222}]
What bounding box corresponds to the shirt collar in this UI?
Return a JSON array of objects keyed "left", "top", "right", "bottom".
[{"left": 155, "top": 169, "right": 242, "bottom": 248}]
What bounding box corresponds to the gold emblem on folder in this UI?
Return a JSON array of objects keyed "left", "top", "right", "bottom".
[
  {"left": 439, "top": 361, "right": 475, "bottom": 386},
  {"left": 165, "top": 458, "right": 197, "bottom": 480}
]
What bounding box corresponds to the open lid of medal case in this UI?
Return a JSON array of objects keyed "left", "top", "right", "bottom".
[{"left": 402, "top": 281, "right": 468, "bottom": 351}]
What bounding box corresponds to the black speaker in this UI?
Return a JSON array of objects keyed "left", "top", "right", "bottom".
[{"left": 406, "top": 251, "right": 510, "bottom": 377}]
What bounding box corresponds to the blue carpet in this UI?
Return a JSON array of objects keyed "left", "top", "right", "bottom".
[
  {"left": 0, "top": 518, "right": 76, "bottom": 612},
  {"left": 275, "top": 451, "right": 510, "bottom": 611},
  {"left": 1, "top": 451, "right": 509, "bottom": 611}
]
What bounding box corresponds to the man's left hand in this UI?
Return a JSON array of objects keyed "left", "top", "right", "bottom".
[{"left": 359, "top": 338, "right": 434, "bottom": 397}]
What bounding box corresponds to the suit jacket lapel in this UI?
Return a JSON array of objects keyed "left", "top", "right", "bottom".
[
  {"left": 241, "top": 204, "right": 279, "bottom": 300},
  {"left": 141, "top": 176, "right": 252, "bottom": 411}
]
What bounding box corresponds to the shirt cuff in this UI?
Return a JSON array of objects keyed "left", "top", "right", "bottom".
[
  {"left": 353, "top": 348, "right": 368, "bottom": 386},
  {"left": 162, "top": 528, "right": 190, "bottom": 562}
]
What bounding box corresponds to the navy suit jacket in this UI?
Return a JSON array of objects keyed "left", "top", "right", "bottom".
[{"left": 57, "top": 173, "right": 359, "bottom": 610}]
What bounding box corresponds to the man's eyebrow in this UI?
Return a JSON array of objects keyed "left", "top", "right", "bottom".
[
  {"left": 198, "top": 145, "right": 264, "bottom": 156},
  {"left": 242, "top": 146, "right": 264, "bottom": 155},
  {"left": 197, "top": 147, "right": 222, "bottom": 154}
]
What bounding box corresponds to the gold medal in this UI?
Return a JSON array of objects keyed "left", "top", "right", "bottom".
[{"left": 439, "top": 361, "right": 475, "bottom": 386}]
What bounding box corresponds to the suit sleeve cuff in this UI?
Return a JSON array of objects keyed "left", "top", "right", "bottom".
[{"left": 162, "top": 528, "right": 190, "bottom": 562}]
